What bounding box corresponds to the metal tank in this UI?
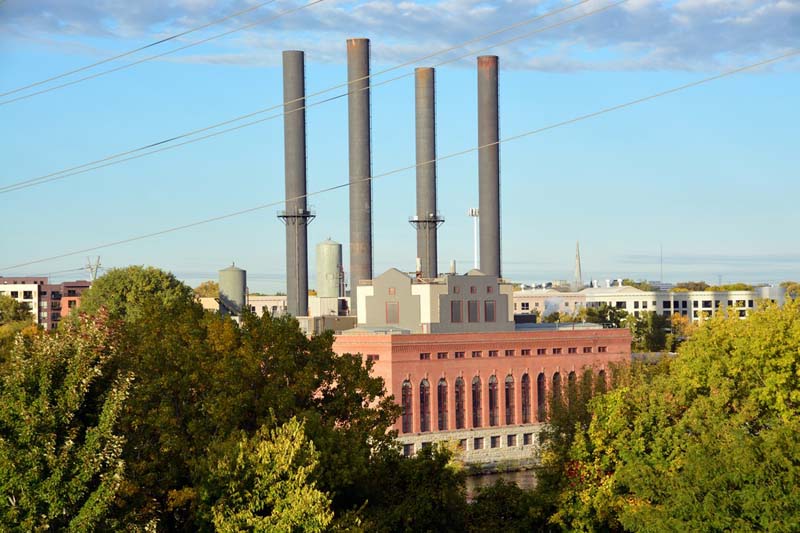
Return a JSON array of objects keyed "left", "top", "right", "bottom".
[
  {"left": 316, "top": 239, "right": 343, "bottom": 298},
  {"left": 219, "top": 264, "right": 246, "bottom": 316}
]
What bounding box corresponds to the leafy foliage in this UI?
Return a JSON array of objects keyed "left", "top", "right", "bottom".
[
  {"left": 0, "top": 295, "right": 36, "bottom": 358},
  {"left": 554, "top": 300, "right": 800, "bottom": 531},
  {"left": 193, "top": 281, "right": 219, "bottom": 298},
  {"left": 621, "top": 279, "right": 654, "bottom": 291},
  {"left": 671, "top": 281, "right": 709, "bottom": 291},
  {"left": 0, "top": 311, "right": 131, "bottom": 531},
  {"left": 210, "top": 417, "right": 333, "bottom": 532},
  {"left": 467, "top": 480, "right": 541, "bottom": 532}
]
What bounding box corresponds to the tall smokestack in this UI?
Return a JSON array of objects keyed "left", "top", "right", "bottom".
[
  {"left": 411, "top": 67, "right": 443, "bottom": 278},
  {"left": 477, "top": 55, "right": 501, "bottom": 279},
  {"left": 347, "top": 38, "right": 372, "bottom": 312},
  {"left": 280, "top": 50, "right": 313, "bottom": 316}
]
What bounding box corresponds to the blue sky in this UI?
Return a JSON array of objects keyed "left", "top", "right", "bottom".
[{"left": 1, "top": 0, "right": 798, "bottom": 292}]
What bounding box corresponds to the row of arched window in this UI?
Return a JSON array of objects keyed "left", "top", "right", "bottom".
[{"left": 401, "top": 369, "right": 606, "bottom": 434}]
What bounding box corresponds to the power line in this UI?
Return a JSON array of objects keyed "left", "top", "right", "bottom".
[
  {"left": 0, "top": 0, "right": 612, "bottom": 194},
  {"left": 0, "top": 0, "right": 326, "bottom": 107},
  {"left": 3, "top": 48, "right": 795, "bottom": 272},
  {"left": 0, "top": 1, "right": 278, "bottom": 99}
]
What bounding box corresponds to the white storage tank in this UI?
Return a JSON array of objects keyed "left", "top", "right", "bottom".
[
  {"left": 219, "top": 263, "right": 246, "bottom": 316},
  {"left": 316, "top": 239, "right": 343, "bottom": 299}
]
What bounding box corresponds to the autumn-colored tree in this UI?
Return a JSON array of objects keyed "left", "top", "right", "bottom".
[
  {"left": 193, "top": 280, "right": 219, "bottom": 298},
  {"left": 0, "top": 311, "right": 131, "bottom": 531}
]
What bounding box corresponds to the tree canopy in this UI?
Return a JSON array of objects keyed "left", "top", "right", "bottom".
[
  {"left": 553, "top": 299, "right": 800, "bottom": 531},
  {"left": 193, "top": 280, "right": 219, "bottom": 298}
]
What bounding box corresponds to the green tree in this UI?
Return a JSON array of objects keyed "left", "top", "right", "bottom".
[
  {"left": 210, "top": 417, "right": 333, "bottom": 533},
  {"left": 672, "top": 280, "right": 709, "bottom": 291},
  {"left": 359, "top": 444, "right": 468, "bottom": 532},
  {"left": 584, "top": 303, "right": 628, "bottom": 328},
  {"left": 781, "top": 281, "right": 800, "bottom": 300},
  {"left": 621, "top": 279, "right": 654, "bottom": 291},
  {"left": 0, "top": 311, "right": 131, "bottom": 531},
  {"left": 467, "top": 480, "right": 541, "bottom": 532},
  {"left": 193, "top": 280, "right": 219, "bottom": 298},
  {"left": 0, "top": 295, "right": 36, "bottom": 358},
  {"left": 554, "top": 300, "right": 800, "bottom": 531},
  {"left": 79, "top": 266, "right": 196, "bottom": 321},
  {"left": 627, "top": 311, "right": 668, "bottom": 352}
]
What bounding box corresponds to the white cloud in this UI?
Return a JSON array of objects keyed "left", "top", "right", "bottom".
[{"left": 2, "top": 0, "right": 799, "bottom": 71}]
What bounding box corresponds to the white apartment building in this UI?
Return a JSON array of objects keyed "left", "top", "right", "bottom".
[{"left": 514, "top": 285, "right": 787, "bottom": 323}]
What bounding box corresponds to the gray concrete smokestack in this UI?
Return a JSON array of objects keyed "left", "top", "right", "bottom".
[
  {"left": 477, "top": 55, "right": 501, "bottom": 279},
  {"left": 279, "top": 50, "right": 313, "bottom": 316},
  {"left": 347, "top": 38, "right": 372, "bottom": 312},
  {"left": 411, "top": 67, "right": 443, "bottom": 278}
]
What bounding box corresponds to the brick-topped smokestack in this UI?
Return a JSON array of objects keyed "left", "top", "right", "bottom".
[
  {"left": 347, "top": 38, "right": 372, "bottom": 312},
  {"left": 477, "top": 55, "right": 501, "bottom": 279}
]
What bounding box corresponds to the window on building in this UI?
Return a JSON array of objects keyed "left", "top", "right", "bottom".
[
  {"left": 521, "top": 302, "right": 530, "bottom": 311},
  {"left": 488, "top": 350, "right": 498, "bottom": 358},
  {"left": 471, "top": 350, "right": 482, "bottom": 358},
  {"left": 401, "top": 381, "right": 413, "bottom": 433},
  {"left": 505, "top": 375, "right": 515, "bottom": 425},
  {"left": 568, "top": 347, "right": 577, "bottom": 354},
  {"left": 536, "top": 348, "right": 546, "bottom": 355},
  {"left": 490, "top": 436, "right": 500, "bottom": 448},
  {"left": 459, "top": 439, "right": 467, "bottom": 450},
  {"left": 419, "top": 379, "right": 431, "bottom": 432},
  {"left": 437, "top": 352, "right": 448, "bottom": 360},
  {"left": 474, "top": 437, "right": 484, "bottom": 450},
  {"left": 23, "top": 291, "right": 33, "bottom": 299},
  {"left": 634, "top": 301, "right": 640, "bottom": 309},
  {"left": 598, "top": 346, "right": 607, "bottom": 353},
  {"left": 693, "top": 301, "right": 699, "bottom": 308},
  {"left": 552, "top": 348, "right": 562, "bottom": 355},
  {"left": 455, "top": 377, "right": 465, "bottom": 429},
  {"left": 728, "top": 300, "right": 733, "bottom": 306},
  {"left": 616, "top": 301, "right": 626, "bottom": 309},
  {"left": 454, "top": 351, "right": 465, "bottom": 359},
  {"left": 386, "top": 301, "right": 400, "bottom": 324},
  {"left": 454, "top": 286, "right": 461, "bottom": 294},
  {"left": 403, "top": 444, "right": 414, "bottom": 457},
  {"left": 41, "top": 301, "right": 48, "bottom": 309},
  {"left": 643, "top": 301, "right": 649, "bottom": 309},
  {"left": 634, "top": 311, "right": 640, "bottom": 318},
  {"left": 470, "top": 286, "right": 477, "bottom": 294},
  {"left": 597, "top": 369, "right": 607, "bottom": 393},
  {"left": 523, "top": 433, "right": 532, "bottom": 445},
  {"left": 521, "top": 373, "right": 531, "bottom": 423},
  {"left": 748, "top": 300, "right": 754, "bottom": 307},
  {"left": 521, "top": 348, "right": 531, "bottom": 356},
  {"left": 419, "top": 352, "right": 431, "bottom": 360},
  {"left": 507, "top": 434, "right": 517, "bottom": 447},
  {"left": 437, "top": 379, "right": 448, "bottom": 431},
  {"left": 682, "top": 301, "right": 688, "bottom": 309},
  {"left": 468, "top": 300, "right": 480, "bottom": 322},
  {"left": 488, "top": 376, "right": 499, "bottom": 426},
  {"left": 715, "top": 300, "right": 721, "bottom": 308},
  {"left": 366, "top": 354, "right": 380, "bottom": 362},
  {"left": 664, "top": 310, "right": 672, "bottom": 317},
  {"left": 663, "top": 301, "right": 671, "bottom": 309},
  {"left": 10, "top": 291, "right": 18, "bottom": 298},
  {"left": 472, "top": 377, "right": 482, "bottom": 428},
  {"left": 388, "top": 287, "right": 396, "bottom": 295},
  {"left": 451, "top": 300, "right": 462, "bottom": 323},
  {"left": 40, "top": 291, "right": 47, "bottom": 296},
  {"left": 484, "top": 300, "right": 496, "bottom": 322},
  {"left": 505, "top": 349, "right": 515, "bottom": 357},
  {"left": 739, "top": 309, "right": 747, "bottom": 317},
  {"left": 537, "top": 373, "right": 546, "bottom": 422},
  {"left": 583, "top": 346, "right": 592, "bottom": 353},
  {"left": 702, "top": 300, "right": 712, "bottom": 309}
]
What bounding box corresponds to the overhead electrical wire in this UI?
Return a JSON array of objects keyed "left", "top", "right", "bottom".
[
  {"left": 0, "top": 0, "right": 326, "bottom": 106},
  {"left": 0, "top": 0, "right": 615, "bottom": 194},
  {"left": 2, "top": 47, "right": 796, "bottom": 272},
  {"left": 0, "top": 0, "right": 279, "bottom": 99}
]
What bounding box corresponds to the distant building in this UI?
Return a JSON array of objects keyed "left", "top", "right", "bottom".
[
  {"left": 0, "top": 276, "right": 91, "bottom": 330},
  {"left": 514, "top": 284, "right": 786, "bottom": 322},
  {"left": 334, "top": 268, "right": 631, "bottom": 466}
]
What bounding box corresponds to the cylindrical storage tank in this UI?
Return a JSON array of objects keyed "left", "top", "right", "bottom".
[
  {"left": 316, "top": 239, "right": 343, "bottom": 299},
  {"left": 219, "top": 264, "right": 247, "bottom": 316}
]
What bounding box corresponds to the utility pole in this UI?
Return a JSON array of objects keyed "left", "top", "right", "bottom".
[
  {"left": 468, "top": 208, "right": 479, "bottom": 269},
  {"left": 85, "top": 256, "right": 101, "bottom": 281}
]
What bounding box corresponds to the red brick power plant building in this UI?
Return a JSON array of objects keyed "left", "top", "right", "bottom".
[{"left": 278, "top": 40, "right": 631, "bottom": 464}]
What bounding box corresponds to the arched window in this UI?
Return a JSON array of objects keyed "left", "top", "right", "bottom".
[
  {"left": 401, "top": 380, "right": 413, "bottom": 433},
  {"left": 420, "top": 379, "right": 431, "bottom": 433},
  {"left": 597, "top": 369, "right": 607, "bottom": 393},
  {"left": 552, "top": 372, "right": 562, "bottom": 415},
  {"left": 437, "top": 379, "right": 448, "bottom": 431},
  {"left": 488, "top": 375, "right": 499, "bottom": 426},
  {"left": 521, "top": 373, "right": 531, "bottom": 424},
  {"left": 505, "top": 375, "right": 515, "bottom": 425},
  {"left": 472, "top": 376, "right": 482, "bottom": 428},
  {"left": 455, "top": 378, "right": 465, "bottom": 429},
  {"left": 567, "top": 371, "right": 577, "bottom": 407},
  {"left": 536, "top": 373, "right": 546, "bottom": 422}
]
